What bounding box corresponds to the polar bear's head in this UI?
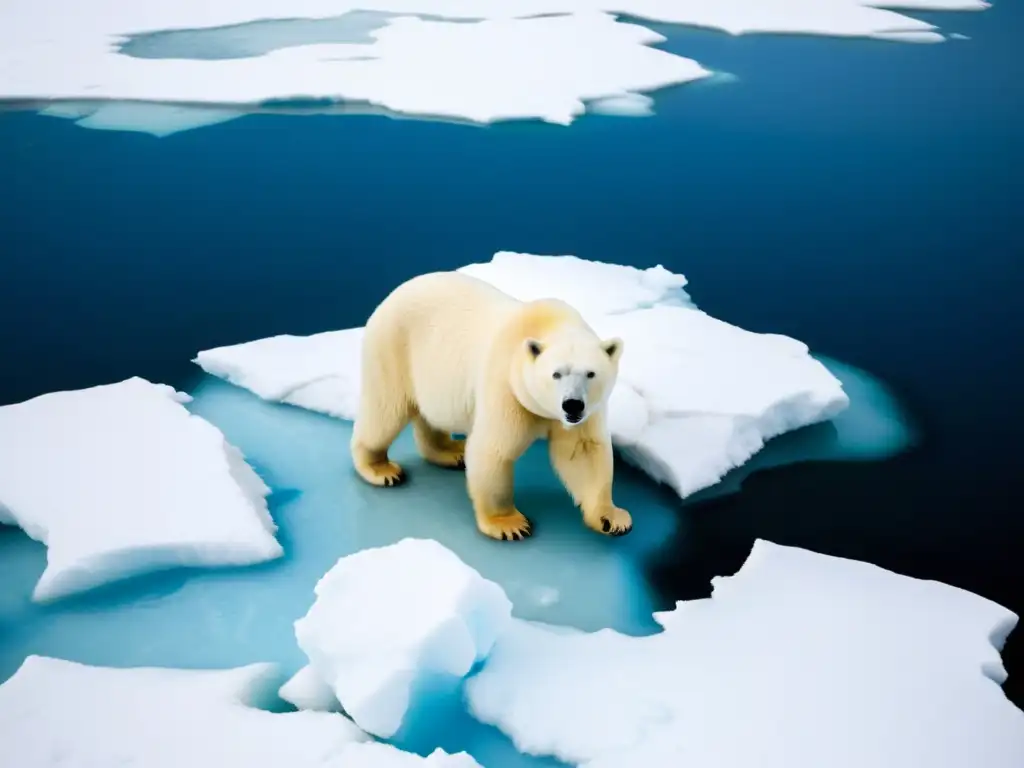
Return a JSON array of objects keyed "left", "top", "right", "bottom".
[{"left": 516, "top": 330, "right": 624, "bottom": 428}]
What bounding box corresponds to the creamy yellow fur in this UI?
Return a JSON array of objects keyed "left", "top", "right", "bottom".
[{"left": 350, "top": 271, "right": 631, "bottom": 540}]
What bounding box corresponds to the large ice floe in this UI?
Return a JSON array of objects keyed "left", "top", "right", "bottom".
[
  {"left": 276, "top": 538, "right": 1024, "bottom": 768},
  {"left": 0, "top": 655, "right": 481, "bottom": 768},
  {"left": 0, "top": 0, "right": 992, "bottom": 135},
  {"left": 0, "top": 377, "right": 282, "bottom": 602},
  {"left": 196, "top": 252, "right": 849, "bottom": 501}
]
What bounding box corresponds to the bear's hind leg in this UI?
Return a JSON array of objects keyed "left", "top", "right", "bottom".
[
  {"left": 412, "top": 416, "right": 466, "bottom": 470},
  {"left": 351, "top": 398, "right": 411, "bottom": 488}
]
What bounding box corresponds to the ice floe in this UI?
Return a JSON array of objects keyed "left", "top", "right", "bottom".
[
  {"left": 0, "top": 655, "right": 481, "bottom": 768},
  {"left": 0, "top": 0, "right": 992, "bottom": 133},
  {"left": 274, "top": 537, "right": 1024, "bottom": 768},
  {"left": 466, "top": 538, "right": 1024, "bottom": 767},
  {"left": 0, "top": 377, "right": 282, "bottom": 602},
  {"left": 196, "top": 253, "right": 849, "bottom": 500},
  {"left": 0, "top": 11, "right": 709, "bottom": 128},
  {"left": 294, "top": 538, "right": 513, "bottom": 738}
]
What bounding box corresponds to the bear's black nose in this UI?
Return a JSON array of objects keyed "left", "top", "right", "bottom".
[{"left": 562, "top": 398, "right": 585, "bottom": 420}]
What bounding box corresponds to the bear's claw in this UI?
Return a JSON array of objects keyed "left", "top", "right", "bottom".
[
  {"left": 602, "top": 517, "right": 632, "bottom": 536},
  {"left": 477, "top": 509, "right": 532, "bottom": 542},
  {"left": 588, "top": 506, "right": 632, "bottom": 537},
  {"left": 358, "top": 460, "right": 407, "bottom": 488},
  {"left": 382, "top": 470, "right": 406, "bottom": 487}
]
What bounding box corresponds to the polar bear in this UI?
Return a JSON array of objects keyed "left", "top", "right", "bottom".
[{"left": 350, "top": 271, "right": 632, "bottom": 541}]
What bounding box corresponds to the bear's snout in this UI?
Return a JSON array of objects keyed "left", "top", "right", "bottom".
[{"left": 562, "top": 398, "right": 585, "bottom": 423}]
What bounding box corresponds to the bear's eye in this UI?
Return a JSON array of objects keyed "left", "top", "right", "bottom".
[
  {"left": 552, "top": 372, "right": 562, "bottom": 380},
  {"left": 586, "top": 371, "right": 595, "bottom": 379}
]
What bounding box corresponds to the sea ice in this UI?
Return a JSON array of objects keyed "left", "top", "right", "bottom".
[
  {"left": 294, "top": 538, "right": 513, "bottom": 738},
  {"left": 196, "top": 252, "right": 849, "bottom": 500},
  {"left": 0, "top": 377, "right": 282, "bottom": 602},
  {"left": 466, "top": 539, "right": 1024, "bottom": 768},
  {"left": 0, "top": 0, "right": 991, "bottom": 134},
  {"left": 0, "top": 655, "right": 481, "bottom": 768},
  {"left": 0, "top": 11, "right": 709, "bottom": 128}
]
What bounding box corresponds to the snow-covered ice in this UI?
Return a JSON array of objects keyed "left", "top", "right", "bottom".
[
  {"left": 466, "top": 539, "right": 1024, "bottom": 768},
  {"left": 294, "top": 538, "right": 513, "bottom": 738},
  {"left": 196, "top": 252, "right": 849, "bottom": 500},
  {"left": 0, "top": 377, "right": 282, "bottom": 602},
  {"left": 0, "top": 655, "right": 481, "bottom": 768},
  {"left": 0, "top": 0, "right": 991, "bottom": 134},
  {"left": 0, "top": 10, "right": 709, "bottom": 128}
]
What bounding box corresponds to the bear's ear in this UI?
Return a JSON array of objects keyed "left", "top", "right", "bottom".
[
  {"left": 601, "top": 337, "right": 624, "bottom": 363},
  {"left": 525, "top": 338, "right": 544, "bottom": 359}
]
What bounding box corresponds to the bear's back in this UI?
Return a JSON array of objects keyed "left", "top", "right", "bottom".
[{"left": 364, "top": 272, "right": 522, "bottom": 433}]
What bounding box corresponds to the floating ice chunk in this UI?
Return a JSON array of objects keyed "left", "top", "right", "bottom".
[
  {"left": 280, "top": 664, "right": 342, "bottom": 712},
  {"left": 467, "top": 539, "right": 1024, "bottom": 768},
  {"left": 294, "top": 538, "right": 513, "bottom": 738},
  {"left": 0, "top": 377, "right": 282, "bottom": 602},
  {"left": 0, "top": 655, "right": 480, "bottom": 767},
  {"left": 196, "top": 253, "right": 847, "bottom": 500}
]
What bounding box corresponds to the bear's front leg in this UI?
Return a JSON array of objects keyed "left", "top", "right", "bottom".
[
  {"left": 548, "top": 414, "right": 632, "bottom": 537},
  {"left": 465, "top": 415, "right": 534, "bottom": 542}
]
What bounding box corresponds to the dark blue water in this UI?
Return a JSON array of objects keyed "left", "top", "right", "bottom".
[{"left": 1, "top": 2, "right": 1022, "bottom": 748}]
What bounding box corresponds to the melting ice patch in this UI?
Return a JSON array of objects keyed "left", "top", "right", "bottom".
[
  {"left": 0, "top": 0, "right": 992, "bottom": 135},
  {"left": 275, "top": 538, "right": 1024, "bottom": 768},
  {"left": 0, "top": 656, "right": 481, "bottom": 768},
  {"left": 196, "top": 253, "right": 850, "bottom": 501},
  {"left": 0, "top": 377, "right": 282, "bottom": 602}
]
